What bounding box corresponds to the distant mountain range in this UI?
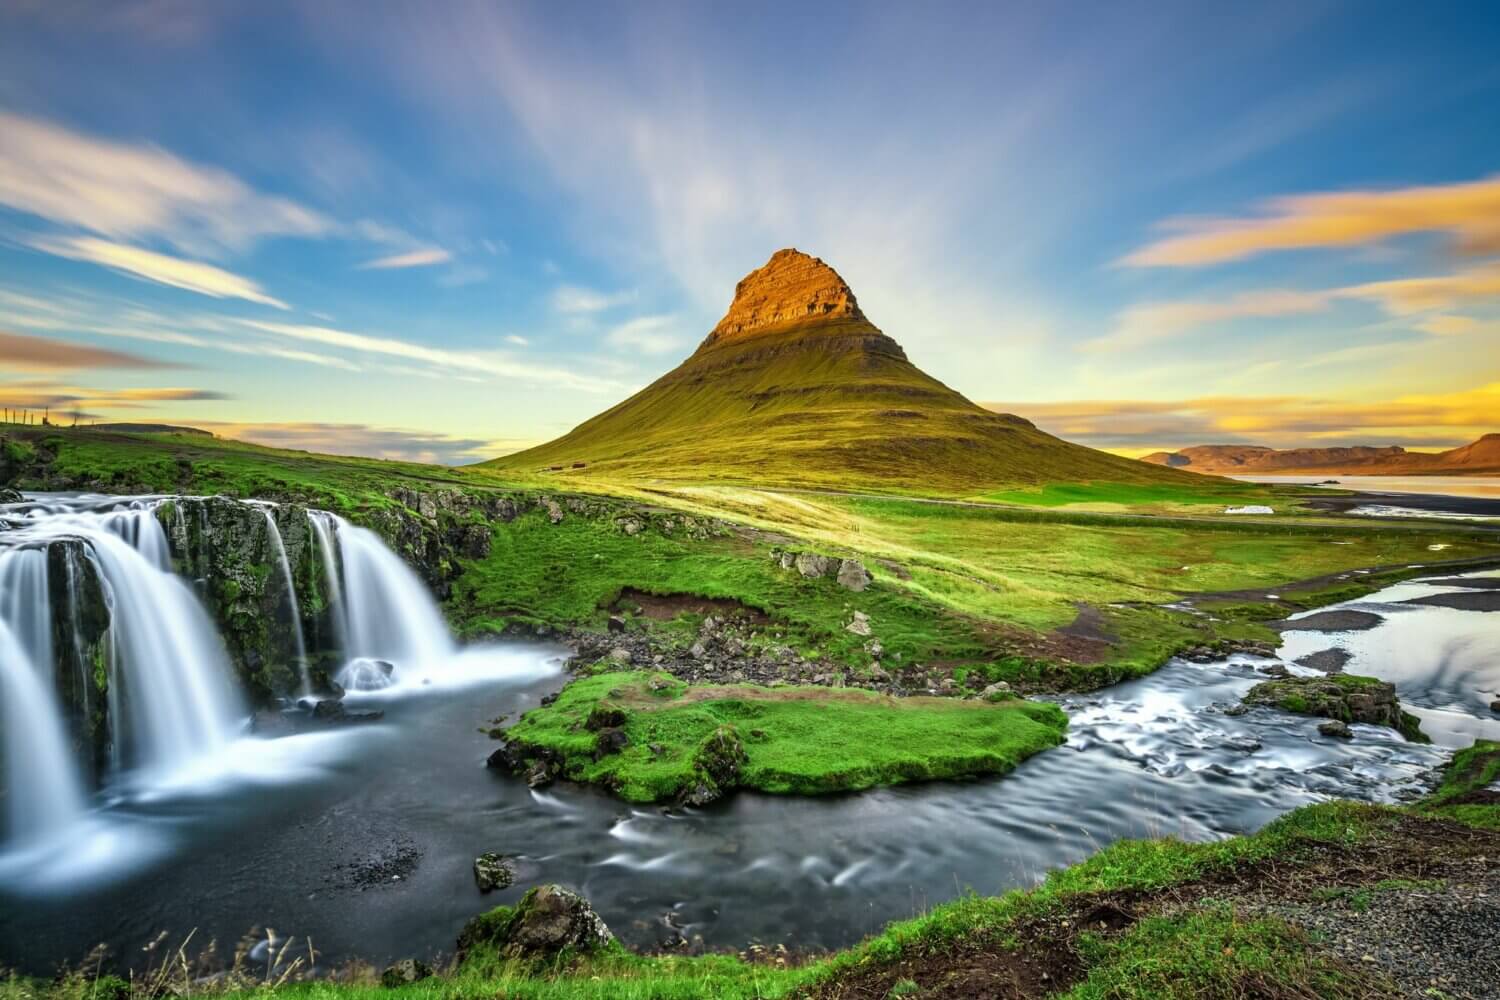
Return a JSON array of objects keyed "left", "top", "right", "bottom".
[
  {"left": 487, "top": 249, "right": 1195, "bottom": 493},
  {"left": 1140, "top": 435, "right": 1500, "bottom": 476}
]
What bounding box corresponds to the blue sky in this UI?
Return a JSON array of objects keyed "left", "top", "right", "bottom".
[{"left": 1, "top": 0, "right": 1497, "bottom": 462}]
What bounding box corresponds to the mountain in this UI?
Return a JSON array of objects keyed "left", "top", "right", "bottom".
[
  {"left": 487, "top": 249, "right": 1200, "bottom": 493},
  {"left": 1142, "top": 435, "right": 1500, "bottom": 476}
]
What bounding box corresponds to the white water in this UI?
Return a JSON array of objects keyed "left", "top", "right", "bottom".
[
  {"left": 0, "top": 493, "right": 467, "bottom": 876},
  {"left": 258, "top": 508, "right": 312, "bottom": 696},
  {"left": 0, "top": 618, "right": 86, "bottom": 844},
  {"left": 325, "top": 515, "right": 453, "bottom": 692}
]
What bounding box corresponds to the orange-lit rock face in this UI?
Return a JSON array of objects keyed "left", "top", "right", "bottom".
[{"left": 703, "top": 248, "right": 866, "bottom": 346}]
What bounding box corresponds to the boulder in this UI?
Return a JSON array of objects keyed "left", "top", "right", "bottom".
[
  {"left": 543, "top": 499, "right": 564, "bottom": 524},
  {"left": 846, "top": 611, "right": 872, "bottom": 637},
  {"left": 311, "top": 699, "right": 385, "bottom": 724},
  {"left": 606, "top": 647, "right": 633, "bottom": 666},
  {"left": 794, "top": 552, "right": 835, "bottom": 578},
  {"left": 459, "top": 524, "right": 492, "bottom": 559},
  {"left": 594, "top": 727, "right": 629, "bottom": 759},
  {"left": 457, "top": 885, "right": 614, "bottom": 960},
  {"left": 836, "top": 559, "right": 871, "bottom": 592},
  {"left": 1318, "top": 720, "right": 1354, "bottom": 739},
  {"left": 473, "top": 852, "right": 515, "bottom": 892},
  {"left": 978, "top": 681, "right": 1013, "bottom": 702},
  {"left": 1243, "top": 675, "right": 1427, "bottom": 742},
  {"left": 380, "top": 958, "right": 433, "bottom": 988},
  {"left": 0, "top": 487, "right": 23, "bottom": 504}
]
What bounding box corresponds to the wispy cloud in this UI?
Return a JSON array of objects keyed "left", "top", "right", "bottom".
[
  {"left": 31, "top": 236, "right": 289, "bottom": 308},
  {"left": 358, "top": 247, "right": 452, "bottom": 270},
  {"left": 0, "top": 109, "right": 333, "bottom": 257},
  {"left": 550, "top": 285, "right": 636, "bottom": 313},
  {"left": 0, "top": 329, "right": 177, "bottom": 371},
  {"left": 604, "top": 315, "right": 684, "bottom": 355},
  {"left": 1088, "top": 290, "right": 1328, "bottom": 352},
  {"left": 1338, "top": 262, "right": 1500, "bottom": 315},
  {"left": 238, "top": 318, "right": 622, "bottom": 391},
  {"left": 986, "top": 381, "right": 1500, "bottom": 452},
  {"left": 0, "top": 380, "right": 226, "bottom": 417},
  {"left": 1123, "top": 173, "right": 1500, "bottom": 267},
  {"left": 197, "top": 420, "right": 501, "bottom": 465}
]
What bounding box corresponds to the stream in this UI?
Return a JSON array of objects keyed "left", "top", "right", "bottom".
[{"left": 0, "top": 494, "right": 1496, "bottom": 974}]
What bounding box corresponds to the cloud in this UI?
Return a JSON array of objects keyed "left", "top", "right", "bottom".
[
  {"left": 0, "top": 109, "right": 333, "bottom": 257},
  {"left": 985, "top": 382, "right": 1500, "bottom": 452},
  {"left": 196, "top": 420, "right": 500, "bottom": 465},
  {"left": 1123, "top": 173, "right": 1500, "bottom": 267},
  {"left": 1417, "top": 315, "right": 1482, "bottom": 336},
  {"left": 1088, "top": 290, "right": 1328, "bottom": 352},
  {"left": 604, "top": 315, "right": 685, "bottom": 355},
  {"left": 31, "top": 236, "right": 289, "bottom": 307},
  {"left": 505, "top": 334, "right": 530, "bottom": 346},
  {"left": 358, "top": 247, "right": 453, "bottom": 270},
  {"left": 550, "top": 285, "right": 636, "bottom": 313},
  {"left": 1338, "top": 262, "right": 1500, "bottom": 315},
  {"left": 237, "top": 318, "right": 623, "bottom": 391},
  {"left": 0, "top": 380, "right": 226, "bottom": 416},
  {"left": 0, "top": 329, "right": 177, "bottom": 371}
]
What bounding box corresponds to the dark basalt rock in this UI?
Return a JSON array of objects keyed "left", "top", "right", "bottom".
[
  {"left": 594, "top": 727, "right": 629, "bottom": 759},
  {"left": 457, "top": 884, "right": 614, "bottom": 961},
  {"left": 0, "top": 487, "right": 23, "bottom": 504},
  {"left": 311, "top": 699, "right": 384, "bottom": 724},
  {"left": 473, "top": 852, "right": 515, "bottom": 892},
  {"left": 380, "top": 958, "right": 432, "bottom": 987}
]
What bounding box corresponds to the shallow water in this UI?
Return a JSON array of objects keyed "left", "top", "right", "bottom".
[
  {"left": 1233, "top": 475, "right": 1500, "bottom": 501},
  {"left": 1, "top": 498, "right": 1495, "bottom": 974}
]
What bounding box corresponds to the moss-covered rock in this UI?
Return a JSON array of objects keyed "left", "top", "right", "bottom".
[
  {"left": 456, "top": 885, "right": 614, "bottom": 962},
  {"left": 1244, "top": 674, "right": 1428, "bottom": 742}
]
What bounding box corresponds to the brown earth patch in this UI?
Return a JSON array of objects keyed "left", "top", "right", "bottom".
[{"left": 612, "top": 588, "right": 770, "bottom": 623}]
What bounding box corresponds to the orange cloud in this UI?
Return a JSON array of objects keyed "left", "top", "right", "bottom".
[
  {"left": 0, "top": 330, "right": 176, "bottom": 371},
  {"left": 197, "top": 421, "right": 511, "bottom": 465},
  {"left": 986, "top": 383, "right": 1500, "bottom": 452},
  {"left": 1337, "top": 262, "right": 1500, "bottom": 315},
  {"left": 1088, "top": 290, "right": 1328, "bottom": 352},
  {"left": 1123, "top": 173, "right": 1500, "bottom": 267}
]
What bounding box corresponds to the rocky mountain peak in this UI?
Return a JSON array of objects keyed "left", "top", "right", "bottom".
[{"left": 703, "top": 249, "right": 866, "bottom": 346}]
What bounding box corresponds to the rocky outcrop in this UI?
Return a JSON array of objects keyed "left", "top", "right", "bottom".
[
  {"left": 1243, "top": 675, "right": 1428, "bottom": 742},
  {"left": 773, "top": 548, "right": 872, "bottom": 591},
  {"left": 457, "top": 885, "right": 614, "bottom": 961},
  {"left": 701, "top": 248, "right": 866, "bottom": 347}
]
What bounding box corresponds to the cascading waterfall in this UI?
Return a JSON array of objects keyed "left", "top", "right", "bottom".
[
  {"left": 0, "top": 618, "right": 87, "bottom": 845},
  {"left": 257, "top": 508, "right": 311, "bottom": 697},
  {"left": 314, "top": 514, "right": 454, "bottom": 690},
  {"left": 0, "top": 491, "right": 462, "bottom": 856}
]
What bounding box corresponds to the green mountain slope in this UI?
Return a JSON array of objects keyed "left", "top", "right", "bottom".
[{"left": 488, "top": 249, "right": 1205, "bottom": 495}]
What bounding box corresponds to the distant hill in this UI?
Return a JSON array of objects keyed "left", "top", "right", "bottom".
[
  {"left": 1142, "top": 435, "right": 1500, "bottom": 476},
  {"left": 486, "top": 249, "right": 1202, "bottom": 494},
  {"left": 90, "top": 423, "right": 214, "bottom": 437}
]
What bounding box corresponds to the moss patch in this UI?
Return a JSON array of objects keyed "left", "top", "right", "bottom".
[{"left": 499, "top": 671, "right": 1068, "bottom": 802}]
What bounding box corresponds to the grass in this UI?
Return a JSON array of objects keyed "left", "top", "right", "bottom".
[
  {"left": 499, "top": 671, "right": 1068, "bottom": 801},
  {"left": 980, "top": 480, "right": 1272, "bottom": 512},
  {"left": 1422, "top": 739, "right": 1500, "bottom": 828}
]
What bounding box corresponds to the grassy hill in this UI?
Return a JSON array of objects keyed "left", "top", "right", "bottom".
[{"left": 486, "top": 250, "right": 1203, "bottom": 496}]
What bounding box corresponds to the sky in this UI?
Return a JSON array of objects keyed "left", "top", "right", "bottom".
[{"left": 0, "top": 1, "right": 1497, "bottom": 464}]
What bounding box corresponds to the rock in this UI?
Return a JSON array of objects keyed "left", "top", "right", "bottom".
[
  {"left": 459, "top": 523, "right": 492, "bottom": 559},
  {"left": 310, "top": 699, "right": 384, "bottom": 724},
  {"left": 1256, "top": 662, "right": 1290, "bottom": 678},
  {"left": 380, "top": 958, "right": 432, "bottom": 988},
  {"left": 1490, "top": 699, "right": 1500, "bottom": 715},
  {"left": 473, "top": 852, "right": 515, "bottom": 892},
  {"left": 1223, "top": 703, "right": 1250, "bottom": 717},
  {"left": 606, "top": 615, "right": 627, "bottom": 633},
  {"left": 836, "top": 559, "right": 872, "bottom": 591},
  {"left": 523, "top": 761, "right": 553, "bottom": 788},
  {"left": 584, "top": 705, "right": 627, "bottom": 731},
  {"left": 777, "top": 551, "right": 796, "bottom": 570},
  {"left": 617, "top": 517, "right": 643, "bottom": 536},
  {"left": 846, "top": 611, "right": 872, "bottom": 636},
  {"left": 457, "top": 884, "right": 614, "bottom": 960},
  {"left": 1319, "top": 720, "right": 1354, "bottom": 739},
  {"left": 978, "top": 682, "right": 1013, "bottom": 702},
  {"left": 594, "top": 727, "right": 629, "bottom": 758},
  {"left": 794, "top": 552, "right": 835, "bottom": 578},
  {"left": 606, "top": 647, "right": 633, "bottom": 666},
  {"left": 0, "top": 487, "right": 22, "bottom": 504},
  {"left": 1244, "top": 675, "right": 1427, "bottom": 742},
  {"left": 703, "top": 248, "right": 863, "bottom": 345},
  {"left": 486, "top": 743, "right": 525, "bottom": 771},
  {"left": 544, "top": 499, "right": 564, "bottom": 524}
]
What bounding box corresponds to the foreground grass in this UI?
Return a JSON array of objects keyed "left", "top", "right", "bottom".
[{"left": 499, "top": 671, "right": 1068, "bottom": 801}]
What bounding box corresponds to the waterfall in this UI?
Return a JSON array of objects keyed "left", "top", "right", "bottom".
[
  {"left": 317, "top": 515, "right": 453, "bottom": 690},
  {"left": 258, "top": 508, "right": 311, "bottom": 697},
  {"left": 0, "top": 617, "right": 87, "bottom": 845},
  {"left": 0, "top": 492, "right": 459, "bottom": 855},
  {"left": 76, "top": 518, "right": 246, "bottom": 779}
]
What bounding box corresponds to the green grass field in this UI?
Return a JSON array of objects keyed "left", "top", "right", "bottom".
[{"left": 499, "top": 671, "right": 1068, "bottom": 801}]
